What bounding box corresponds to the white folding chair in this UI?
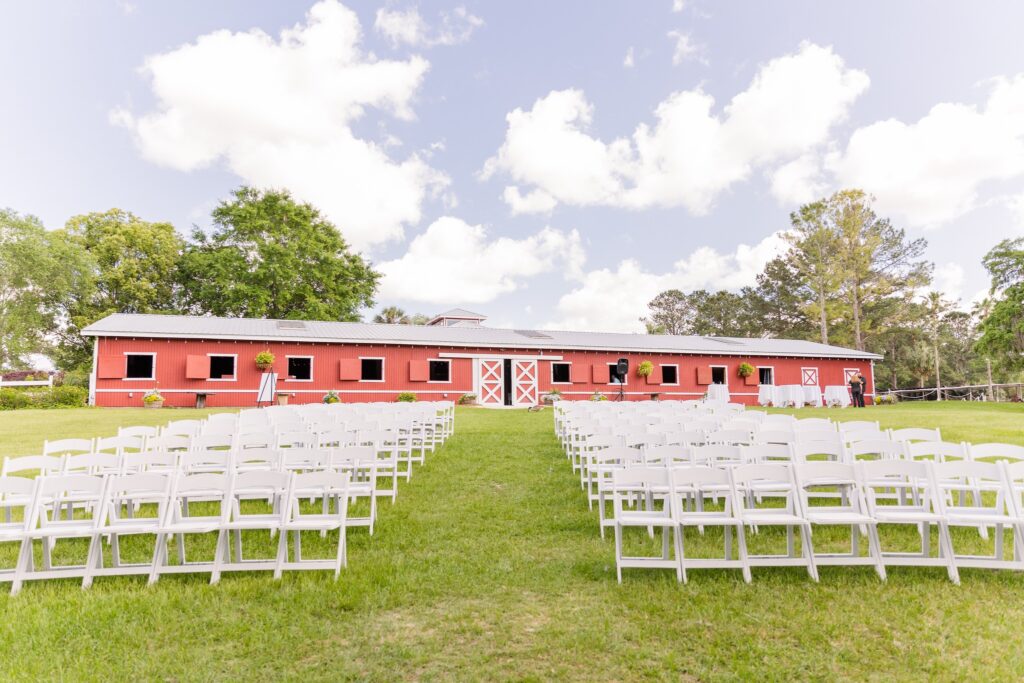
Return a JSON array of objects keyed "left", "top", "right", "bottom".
[
  {"left": 890, "top": 427, "right": 942, "bottom": 444},
  {"left": 793, "top": 461, "right": 885, "bottom": 579},
  {"left": 730, "top": 464, "right": 818, "bottom": 581},
  {"left": 611, "top": 468, "right": 681, "bottom": 583},
  {"left": 0, "top": 477, "right": 38, "bottom": 587},
  {"left": 969, "top": 443, "right": 1024, "bottom": 463},
  {"left": 219, "top": 470, "right": 291, "bottom": 578},
  {"left": 276, "top": 470, "right": 351, "bottom": 579},
  {"left": 149, "top": 472, "right": 232, "bottom": 585},
  {"left": 856, "top": 460, "right": 959, "bottom": 584},
  {"left": 669, "top": 466, "right": 749, "bottom": 583}
]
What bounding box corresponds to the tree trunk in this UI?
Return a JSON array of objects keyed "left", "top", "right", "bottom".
[
  {"left": 851, "top": 283, "right": 863, "bottom": 350},
  {"left": 986, "top": 357, "right": 994, "bottom": 401},
  {"left": 818, "top": 289, "right": 828, "bottom": 345},
  {"left": 933, "top": 337, "right": 942, "bottom": 401}
]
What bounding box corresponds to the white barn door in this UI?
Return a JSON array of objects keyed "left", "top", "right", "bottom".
[
  {"left": 478, "top": 359, "right": 504, "bottom": 406},
  {"left": 512, "top": 359, "right": 538, "bottom": 406}
]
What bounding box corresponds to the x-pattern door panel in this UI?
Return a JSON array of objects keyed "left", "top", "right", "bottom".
[
  {"left": 801, "top": 367, "right": 819, "bottom": 386},
  {"left": 479, "top": 359, "right": 504, "bottom": 405},
  {"left": 513, "top": 360, "right": 538, "bottom": 406}
]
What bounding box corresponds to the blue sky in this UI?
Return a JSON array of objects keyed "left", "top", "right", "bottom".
[{"left": 2, "top": 0, "right": 1023, "bottom": 332}]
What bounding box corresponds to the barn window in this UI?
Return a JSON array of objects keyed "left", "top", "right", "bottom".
[
  {"left": 660, "top": 365, "right": 678, "bottom": 385},
  {"left": 209, "top": 355, "right": 236, "bottom": 379},
  {"left": 758, "top": 367, "right": 774, "bottom": 385},
  {"left": 125, "top": 353, "right": 155, "bottom": 380},
  {"left": 711, "top": 366, "right": 726, "bottom": 385},
  {"left": 551, "top": 362, "right": 571, "bottom": 384},
  {"left": 287, "top": 356, "right": 313, "bottom": 381},
  {"left": 428, "top": 359, "right": 450, "bottom": 382},
  {"left": 361, "top": 358, "right": 384, "bottom": 382},
  {"left": 607, "top": 363, "right": 627, "bottom": 385}
]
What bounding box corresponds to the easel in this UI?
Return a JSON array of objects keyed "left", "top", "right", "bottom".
[{"left": 256, "top": 372, "right": 278, "bottom": 407}]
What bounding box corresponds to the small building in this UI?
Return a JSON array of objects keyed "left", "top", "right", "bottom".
[{"left": 82, "top": 310, "right": 881, "bottom": 408}]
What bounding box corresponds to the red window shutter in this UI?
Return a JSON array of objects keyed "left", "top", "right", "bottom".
[
  {"left": 339, "top": 358, "right": 360, "bottom": 381},
  {"left": 645, "top": 366, "right": 662, "bottom": 385},
  {"left": 185, "top": 355, "right": 210, "bottom": 379},
  {"left": 570, "top": 364, "right": 589, "bottom": 383},
  {"left": 744, "top": 373, "right": 759, "bottom": 386},
  {"left": 696, "top": 367, "right": 712, "bottom": 385},
  {"left": 409, "top": 360, "right": 428, "bottom": 382},
  {"left": 96, "top": 356, "right": 125, "bottom": 379},
  {"left": 592, "top": 363, "right": 609, "bottom": 383}
]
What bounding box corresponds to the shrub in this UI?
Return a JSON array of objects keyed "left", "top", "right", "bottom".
[
  {"left": 636, "top": 361, "right": 653, "bottom": 377},
  {"left": 58, "top": 369, "right": 88, "bottom": 388},
  {"left": 0, "top": 388, "right": 31, "bottom": 410},
  {"left": 457, "top": 393, "right": 476, "bottom": 405},
  {"left": 51, "top": 385, "right": 88, "bottom": 407},
  {"left": 874, "top": 393, "right": 897, "bottom": 405},
  {"left": 737, "top": 362, "right": 755, "bottom": 378},
  {"left": 396, "top": 392, "right": 418, "bottom": 402},
  {"left": 322, "top": 390, "right": 341, "bottom": 404}
]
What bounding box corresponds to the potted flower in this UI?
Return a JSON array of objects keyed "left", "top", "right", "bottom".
[
  {"left": 322, "top": 390, "right": 341, "bottom": 404},
  {"left": 276, "top": 392, "right": 290, "bottom": 406},
  {"left": 636, "top": 360, "right": 658, "bottom": 385},
  {"left": 737, "top": 362, "right": 758, "bottom": 386},
  {"left": 143, "top": 389, "right": 165, "bottom": 409},
  {"left": 590, "top": 391, "right": 607, "bottom": 402},
  {"left": 396, "top": 392, "right": 418, "bottom": 403},
  {"left": 542, "top": 388, "right": 562, "bottom": 404},
  {"left": 458, "top": 393, "right": 477, "bottom": 405},
  {"left": 255, "top": 350, "right": 275, "bottom": 371}
]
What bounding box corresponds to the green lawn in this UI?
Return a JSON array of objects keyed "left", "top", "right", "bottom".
[{"left": 1, "top": 403, "right": 1024, "bottom": 680}]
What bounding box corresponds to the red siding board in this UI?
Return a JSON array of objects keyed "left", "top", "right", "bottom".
[{"left": 96, "top": 355, "right": 124, "bottom": 379}]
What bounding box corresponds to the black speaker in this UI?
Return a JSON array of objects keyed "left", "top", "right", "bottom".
[{"left": 616, "top": 358, "right": 629, "bottom": 380}]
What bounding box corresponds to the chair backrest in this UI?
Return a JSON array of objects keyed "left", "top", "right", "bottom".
[
  {"left": 63, "top": 452, "right": 122, "bottom": 475},
  {"left": 792, "top": 418, "right": 834, "bottom": 432},
  {"left": 95, "top": 435, "right": 145, "bottom": 455},
  {"left": 118, "top": 425, "right": 158, "bottom": 439},
  {"left": 742, "top": 443, "right": 794, "bottom": 464},
  {"left": 191, "top": 433, "right": 235, "bottom": 452},
  {"left": 280, "top": 447, "right": 323, "bottom": 471},
  {"left": 611, "top": 466, "right": 669, "bottom": 491},
  {"left": 889, "top": 427, "right": 941, "bottom": 443},
  {"left": 730, "top": 463, "right": 799, "bottom": 510},
  {"left": 43, "top": 438, "right": 93, "bottom": 456},
  {"left": 146, "top": 434, "right": 192, "bottom": 452},
  {"left": 291, "top": 470, "right": 349, "bottom": 498},
  {"left": 232, "top": 469, "right": 291, "bottom": 498},
  {"left": 2, "top": 454, "right": 64, "bottom": 476},
  {"left": 847, "top": 439, "right": 906, "bottom": 461},
  {"left": 970, "top": 443, "right": 1024, "bottom": 463},
  {"left": 172, "top": 471, "right": 231, "bottom": 496},
  {"left": 124, "top": 450, "right": 179, "bottom": 473},
  {"left": 642, "top": 444, "right": 691, "bottom": 466},
  {"left": 791, "top": 441, "right": 846, "bottom": 463},
  {"left": 236, "top": 431, "right": 276, "bottom": 449},
  {"left": 838, "top": 420, "right": 880, "bottom": 433},
  {"left": 793, "top": 461, "right": 865, "bottom": 513},
  {"left": 103, "top": 472, "right": 173, "bottom": 507},
  {"left": 906, "top": 441, "right": 967, "bottom": 462},
  {"left": 706, "top": 429, "right": 752, "bottom": 446},
  {"left": 692, "top": 444, "right": 744, "bottom": 466},
  {"left": 163, "top": 420, "right": 202, "bottom": 437},
  {"left": 234, "top": 447, "right": 280, "bottom": 472},
  {"left": 179, "top": 451, "right": 231, "bottom": 473},
  {"left": 328, "top": 446, "right": 376, "bottom": 466},
  {"left": 276, "top": 431, "right": 316, "bottom": 449},
  {"left": 795, "top": 429, "right": 842, "bottom": 445}
]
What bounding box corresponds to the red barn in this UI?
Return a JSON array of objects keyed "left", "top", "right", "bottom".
[{"left": 82, "top": 309, "right": 881, "bottom": 408}]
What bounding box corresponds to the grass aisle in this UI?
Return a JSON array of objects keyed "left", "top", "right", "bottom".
[{"left": 2, "top": 405, "right": 1024, "bottom": 680}]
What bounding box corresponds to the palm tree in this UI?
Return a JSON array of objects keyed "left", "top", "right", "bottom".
[{"left": 373, "top": 306, "right": 410, "bottom": 324}]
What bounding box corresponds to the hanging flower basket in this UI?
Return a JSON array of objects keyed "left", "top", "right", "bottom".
[{"left": 255, "top": 350, "right": 275, "bottom": 371}]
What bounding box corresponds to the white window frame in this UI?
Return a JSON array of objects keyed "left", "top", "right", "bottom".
[
  {"left": 550, "top": 361, "right": 572, "bottom": 385},
  {"left": 757, "top": 365, "right": 775, "bottom": 386},
  {"left": 123, "top": 352, "right": 156, "bottom": 381},
  {"left": 607, "top": 362, "right": 628, "bottom": 386},
  {"left": 659, "top": 364, "right": 679, "bottom": 386},
  {"left": 285, "top": 355, "right": 315, "bottom": 382},
  {"left": 359, "top": 356, "right": 385, "bottom": 383},
  {"left": 206, "top": 353, "right": 238, "bottom": 382},
  {"left": 710, "top": 364, "right": 728, "bottom": 386},
  {"left": 427, "top": 358, "right": 452, "bottom": 384}
]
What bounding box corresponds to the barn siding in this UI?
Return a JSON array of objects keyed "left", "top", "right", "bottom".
[{"left": 92, "top": 337, "right": 873, "bottom": 408}]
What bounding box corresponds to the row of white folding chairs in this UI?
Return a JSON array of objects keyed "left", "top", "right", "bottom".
[
  {"left": 5, "top": 443, "right": 408, "bottom": 504},
  {"left": 0, "top": 469, "right": 359, "bottom": 594},
  {"left": 609, "top": 459, "right": 1024, "bottom": 584}
]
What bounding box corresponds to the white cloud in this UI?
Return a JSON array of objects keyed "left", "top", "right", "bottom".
[
  {"left": 547, "top": 232, "right": 787, "bottom": 332},
  {"left": 769, "top": 153, "right": 827, "bottom": 206},
  {"left": 1009, "top": 192, "right": 1024, "bottom": 230},
  {"left": 377, "top": 216, "right": 584, "bottom": 304},
  {"left": 667, "top": 30, "right": 706, "bottom": 66},
  {"left": 375, "top": 5, "right": 483, "bottom": 48},
  {"left": 112, "top": 0, "right": 446, "bottom": 250},
  {"left": 623, "top": 47, "right": 635, "bottom": 68},
  {"left": 485, "top": 42, "right": 868, "bottom": 216},
  {"left": 931, "top": 262, "right": 965, "bottom": 303},
  {"left": 827, "top": 74, "right": 1024, "bottom": 227},
  {"left": 672, "top": 0, "right": 686, "bottom": 11}
]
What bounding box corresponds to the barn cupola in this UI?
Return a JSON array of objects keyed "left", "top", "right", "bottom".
[{"left": 426, "top": 308, "right": 488, "bottom": 327}]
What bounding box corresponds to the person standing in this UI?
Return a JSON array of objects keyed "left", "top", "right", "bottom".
[{"left": 849, "top": 373, "right": 864, "bottom": 408}]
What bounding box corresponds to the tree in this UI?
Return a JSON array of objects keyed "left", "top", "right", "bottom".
[
  {"left": 977, "top": 238, "right": 1024, "bottom": 371},
  {"left": 0, "top": 209, "right": 93, "bottom": 369},
  {"left": 748, "top": 257, "right": 816, "bottom": 340},
  {"left": 178, "top": 187, "right": 380, "bottom": 321},
  {"left": 374, "top": 306, "right": 410, "bottom": 324},
  {"left": 784, "top": 202, "right": 846, "bottom": 344},
  {"left": 54, "top": 209, "right": 184, "bottom": 369},
  {"left": 922, "top": 292, "right": 954, "bottom": 399},
  {"left": 642, "top": 290, "right": 695, "bottom": 334},
  {"left": 829, "top": 190, "right": 931, "bottom": 350}
]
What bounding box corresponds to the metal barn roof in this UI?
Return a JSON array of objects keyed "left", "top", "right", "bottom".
[{"left": 82, "top": 313, "right": 882, "bottom": 360}]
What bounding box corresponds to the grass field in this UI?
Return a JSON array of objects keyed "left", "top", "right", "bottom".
[{"left": 2, "top": 402, "right": 1024, "bottom": 680}]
